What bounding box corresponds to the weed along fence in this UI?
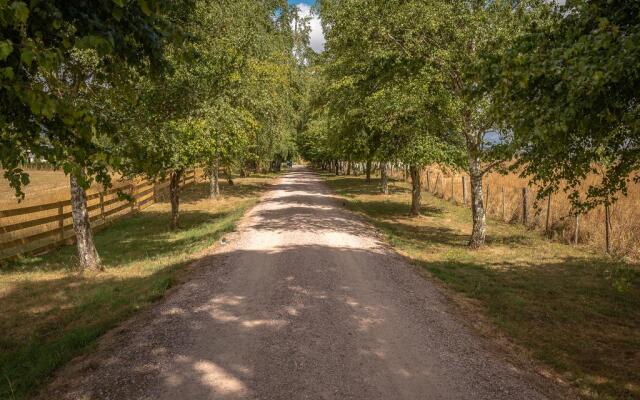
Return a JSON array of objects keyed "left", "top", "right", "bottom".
[
  {"left": 419, "top": 167, "right": 640, "bottom": 259},
  {"left": 0, "top": 170, "right": 198, "bottom": 260}
]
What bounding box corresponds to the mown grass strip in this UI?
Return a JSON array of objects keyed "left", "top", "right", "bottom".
[
  {"left": 324, "top": 174, "right": 640, "bottom": 400},
  {"left": 0, "top": 176, "right": 275, "bottom": 400}
]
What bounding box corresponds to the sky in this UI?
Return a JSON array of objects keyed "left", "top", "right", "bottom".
[
  {"left": 288, "top": 1, "right": 325, "bottom": 53},
  {"left": 285, "top": 0, "right": 565, "bottom": 53}
]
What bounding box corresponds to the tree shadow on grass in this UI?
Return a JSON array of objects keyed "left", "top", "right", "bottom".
[
  {"left": 2, "top": 209, "right": 238, "bottom": 273},
  {"left": 415, "top": 255, "right": 640, "bottom": 400},
  {"left": 22, "top": 245, "right": 554, "bottom": 400},
  {"left": 0, "top": 261, "right": 190, "bottom": 400},
  {"left": 327, "top": 177, "right": 409, "bottom": 197},
  {"left": 352, "top": 199, "right": 443, "bottom": 219},
  {"left": 159, "top": 180, "right": 273, "bottom": 205}
]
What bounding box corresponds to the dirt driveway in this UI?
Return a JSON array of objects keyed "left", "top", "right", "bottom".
[{"left": 45, "top": 167, "right": 551, "bottom": 400}]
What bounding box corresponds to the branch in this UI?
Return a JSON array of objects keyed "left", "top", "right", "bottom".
[{"left": 481, "top": 160, "right": 503, "bottom": 175}]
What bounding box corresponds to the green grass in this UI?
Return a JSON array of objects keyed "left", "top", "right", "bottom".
[
  {"left": 324, "top": 174, "right": 640, "bottom": 400},
  {"left": 0, "top": 176, "right": 275, "bottom": 400}
]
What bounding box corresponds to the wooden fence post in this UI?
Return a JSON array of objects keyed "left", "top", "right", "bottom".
[
  {"left": 99, "top": 192, "right": 105, "bottom": 222},
  {"left": 501, "top": 187, "right": 506, "bottom": 221},
  {"left": 153, "top": 183, "right": 157, "bottom": 203},
  {"left": 462, "top": 176, "right": 467, "bottom": 205},
  {"left": 130, "top": 184, "right": 136, "bottom": 212},
  {"left": 58, "top": 205, "right": 64, "bottom": 241},
  {"left": 451, "top": 177, "right": 455, "bottom": 202},
  {"left": 574, "top": 213, "right": 580, "bottom": 245},
  {"left": 522, "top": 187, "right": 529, "bottom": 225},
  {"left": 605, "top": 203, "right": 611, "bottom": 254},
  {"left": 545, "top": 194, "right": 552, "bottom": 234}
]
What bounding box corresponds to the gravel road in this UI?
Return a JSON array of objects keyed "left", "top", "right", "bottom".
[{"left": 44, "top": 167, "right": 551, "bottom": 400}]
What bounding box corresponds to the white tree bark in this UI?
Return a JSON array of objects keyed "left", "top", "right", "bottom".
[
  {"left": 170, "top": 169, "right": 183, "bottom": 230},
  {"left": 380, "top": 162, "right": 389, "bottom": 195},
  {"left": 467, "top": 141, "right": 486, "bottom": 248},
  {"left": 410, "top": 165, "right": 422, "bottom": 216},
  {"left": 70, "top": 174, "right": 102, "bottom": 271},
  {"left": 210, "top": 157, "right": 220, "bottom": 199}
]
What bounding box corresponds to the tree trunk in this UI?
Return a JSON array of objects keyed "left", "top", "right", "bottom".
[
  {"left": 70, "top": 174, "right": 102, "bottom": 271},
  {"left": 410, "top": 165, "right": 422, "bottom": 216},
  {"left": 605, "top": 203, "right": 612, "bottom": 254},
  {"left": 170, "top": 169, "right": 183, "bottom": 230},
  {"left": 366, "top": 160, "right": 372, "bottom": 182},
  {"left": 468, "top": 156, "right": 486, "bottom": 248},
  {"left": 380, "top": 162, "right": 389, "bottom": 195},
  {"left": 239, "top": 167, "right": 246, "bottom": 178},
  {"left": 335, "top": 160, "right": 340, "bottom": 176},
  {"left": 225, "top": 167, "right": 234, "bottom": 185},
  {"left": 210, "top": 159, "right": 220, "bottom": 199},
  {"left": 346, "top": 161, "right": 352, "bottom": 176}
]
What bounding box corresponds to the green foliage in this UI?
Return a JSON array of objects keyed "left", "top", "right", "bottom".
[
  {"left": 325, "top": 174, "right": 640, "bottom": 400},
  {"left": 112, "top": 0, "right": 306, "bottom": 179},
  {"left": 489, "top": 0, "right": 640, "bottom": 210},
  {"left": 0, "top": 0, "right": 181, "bottom": 197},
  {"left": 0, "top": 178, "right": 269, "bottom": 400}
]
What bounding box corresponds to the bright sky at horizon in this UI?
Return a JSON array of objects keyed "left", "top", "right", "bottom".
[
  {"left": 288, "top": 0, "right": 315, "bottom": 5},
  {"left": 288, "top": 1, "right": 325, "bottom": 53}
]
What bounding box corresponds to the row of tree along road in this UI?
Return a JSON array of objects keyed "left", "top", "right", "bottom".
[
  {"left": 1, "top": 1, "right": 313, "bottom": 270},
  {"left": 297, "top": 0, "right": 639, "bottom": 253}
]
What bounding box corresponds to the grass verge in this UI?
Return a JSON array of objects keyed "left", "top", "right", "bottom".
[
  {"left": 0, "top": 175, "right": 276, "bottom": 400},
  {"left": 324, "top": 174, "right": 640, "bottom": 400}
]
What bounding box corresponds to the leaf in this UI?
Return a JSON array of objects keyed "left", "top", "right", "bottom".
[
  {"left": 10, "top": 1, "right": 29, "bottom": 25},
  {"left": 0, "top": 67, "right": 14, "bottom": 79},
  {"left": 20, "top": 48, "right": 35, "bottom": 66},
  {"left": 137, "top": 0, "right": 152, "bottom": 16},
  {"left": 0, "top": 40, "right": 12, "bottom": 61}
]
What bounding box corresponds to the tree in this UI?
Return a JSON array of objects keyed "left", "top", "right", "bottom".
[
  {"left": 323, "top": 0, "right": 535, "bottom": 247},
  {"left": 315, "top": 0, "right": 467, "bottom": 214},
  {"left": 489, "top": 0, "right": 640, "bottom": 217},
  {"left": 0, "top": 0, "right": 180, "bottom": 270}
]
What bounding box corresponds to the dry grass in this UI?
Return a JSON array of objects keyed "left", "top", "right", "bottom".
[
  {"left": 0, "top": 170, "right": 200, "bottom": 260},
  {"left": 391, "top": 166, "right": 640, "bottom": 261},
  {"left": 325, "top": 173, "right": 640, "bottom": 400},
  {"left": 0, "top": 170, "right": 70, "bottom": 203},
  {"left": 0, "top": 174, "right": 277, "bottom": 400}
]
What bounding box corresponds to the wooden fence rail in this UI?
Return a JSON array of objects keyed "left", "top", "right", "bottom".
[{"left": 0, "top": 170, "right": 197, "bottom": 260}]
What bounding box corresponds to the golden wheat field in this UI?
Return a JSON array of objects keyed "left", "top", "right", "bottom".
[
  {"left": 0, "top": 169, "right": 201, "bottom": 260},
  {"left": 400, "top": 166, "right": 640, "bottom": 261}
]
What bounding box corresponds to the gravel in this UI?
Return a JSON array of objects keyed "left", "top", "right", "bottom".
[{"left": 43, "top": 167, "right": 553, "bottom": 400}]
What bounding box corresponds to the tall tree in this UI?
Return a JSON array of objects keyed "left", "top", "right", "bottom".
[
  {"left": 489, "top": 0, "right": 640, "bottom": 214},
  {"left": 0, "top": 0, "right": 180, "bottom": 270}
]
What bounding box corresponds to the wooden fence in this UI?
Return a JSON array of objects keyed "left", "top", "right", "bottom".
[
  {"left": 420, "top": 167, "right": 637, "bottom": 257},
  {"left": 0, "top": 170, "right": 197, "bottom": 260}
]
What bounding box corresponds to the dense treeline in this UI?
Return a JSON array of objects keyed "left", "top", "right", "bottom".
[
  {"left": 298, "top": 0, "right": 639, "bottom": 249},
  {"left": 0, "top": 0, "right": 311, "bottom": 270}
]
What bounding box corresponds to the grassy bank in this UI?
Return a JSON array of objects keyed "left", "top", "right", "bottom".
[
  {"left": 324, "top": 174, "right": 640, "bottom": 400},
  {"left": 0, "top": 175, "right": 276, "bottom": 400}
]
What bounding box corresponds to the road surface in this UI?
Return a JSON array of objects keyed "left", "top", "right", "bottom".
[{"left": 45, "top": 167, "right": 551, "bottom": 400}]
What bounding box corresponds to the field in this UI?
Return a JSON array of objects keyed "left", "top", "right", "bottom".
[
  {"left": 409, "top": 166, "right": 640, "bottom": 261},
  {"left": 0, "top": 170, "right": 70, "bottom": 206},
  {"left": 0, "top": 175, "right": 276, "bottom": 400},
  {"left": 324, "top": 173, "right": 640, "bottom": 400}
]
